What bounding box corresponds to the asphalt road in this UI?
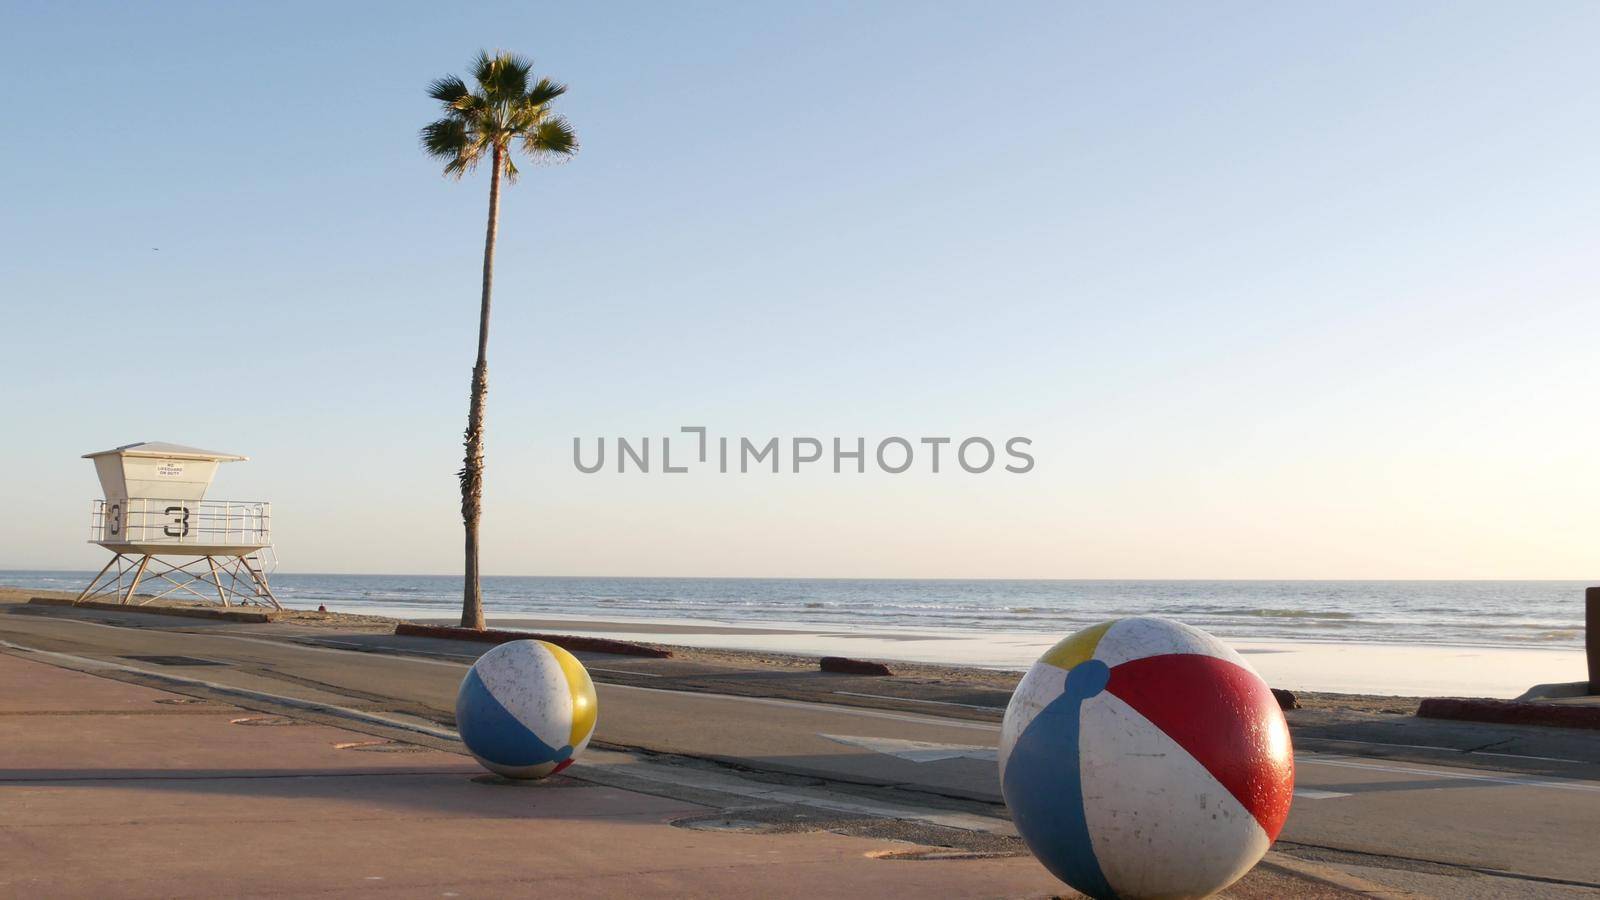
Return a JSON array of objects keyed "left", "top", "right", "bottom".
[{"left": 3, "top": 603, "right": 1597, "bottom": 897}]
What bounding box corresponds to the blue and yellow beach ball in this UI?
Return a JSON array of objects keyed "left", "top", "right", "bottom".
[
  {"left": 999, "top": 617, "right": 1294, "bottom": 899},
  {"left": 456, "top": 640, "right": 598, "bottom": 779}
]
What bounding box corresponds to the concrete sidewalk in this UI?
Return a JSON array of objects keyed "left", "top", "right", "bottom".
[{"left": 0, "top": 653, "right": 1354, "bottom": 898}]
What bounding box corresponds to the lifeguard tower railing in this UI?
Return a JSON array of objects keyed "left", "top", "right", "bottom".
[
  {"left": 90, "top": 498, "right": 271, "bottom": 548},
  {"left": 79, "top": 499, "right": 280, "bottom": 609}
]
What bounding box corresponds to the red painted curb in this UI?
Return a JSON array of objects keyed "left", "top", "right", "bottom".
[
  {"left": 820, "top": 656, "right": 893, "bottom": 676},
  {"left": 1416, "top": 697, "right": 1600, "bottom": 730},
  {"left": 393, "top": 622, "right": 672, "bottom": 658}
]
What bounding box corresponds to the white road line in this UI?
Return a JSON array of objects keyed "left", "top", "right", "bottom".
[
  {"left": 1306, "top": 737, "right": 1476, "bottom": 753},
  {"left": 587, "top": 666, "right": 662, "bottom": 678},
  {"left": 604, "top": 683, "right": 1002, "bottom": 733},
  {"left": 821, "top": 734, "right": 997, "bottom": 763},
  {"left": 1305, "top": 737, "right": 1585, "bottom": 765},
  {"left": 833, "top": 691, "right": 1004, "bottom": 712},
  {"left": 1301, "top": 755, "right": 1600, "bottom": 794},
  {"left": 1469, "top": 750, "right": 1584, "bottom": 764}
]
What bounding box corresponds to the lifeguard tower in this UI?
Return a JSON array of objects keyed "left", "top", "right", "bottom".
[{"left": 76, "top": 442, "right": 281, "bottom": 610}]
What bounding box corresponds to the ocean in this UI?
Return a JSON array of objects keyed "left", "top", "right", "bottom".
[{"left": 3, "top": 571, "right": 1586, "bottom": 651}]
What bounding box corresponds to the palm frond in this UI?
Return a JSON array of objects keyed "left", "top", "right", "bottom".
[
  {"left": 427, "top": 75, "right": 469, "bottom": 107},
  {"left": 502, "top": 153, "right": 520, "bottom": 184},
  {"left": 474, "top": 50, "right": 532, "bottom": 104},
  {"left": 442, "top": 153, "right": 478, "bottom": 179},
  {"left": 454, "top": 93, "right": 489, "bottom": 119},
  {"left": 420, "top": 118, "right": 469, "bottom": 159},
  {"left": 523, "top": 115, "right": 578, "bottom": 157},
  {"left": 525, "top": 77, "right": 567, "bottom": 106},
  {"left": 469, "top": 50, "right": 496, "bottom": 85}
]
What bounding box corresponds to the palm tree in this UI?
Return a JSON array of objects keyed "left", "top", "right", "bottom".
[{"left": 421, "top": 51, "right": 577, "bottom": 629}]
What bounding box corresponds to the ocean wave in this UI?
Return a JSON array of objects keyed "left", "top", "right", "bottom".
[{"left": 1500, "top": 627, "right": 1583, "bottom": 640}]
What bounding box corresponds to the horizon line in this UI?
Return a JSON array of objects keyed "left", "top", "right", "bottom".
[{"left": 2, "top": 568, "right": 1594, "bottom": 584}]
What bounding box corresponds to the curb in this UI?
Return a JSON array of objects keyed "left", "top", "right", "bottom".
[
  {"left": 28, "top": 596, "right": 275, "bottom": 623},
  {"left": 393, "top": 623, "right": 672, "bottom": 658},
  {"left": 1417, "top": 697, "right": 1600, "bottom": 730}
]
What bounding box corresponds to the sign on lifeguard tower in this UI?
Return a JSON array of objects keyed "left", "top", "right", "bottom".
[{"left": 76, "top": 442, "right": 281, "bottom": 609}]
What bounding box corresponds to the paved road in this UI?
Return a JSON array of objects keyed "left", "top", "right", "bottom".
[{"left": 3, "top": 604, "right": 1598, "bottom": 897}]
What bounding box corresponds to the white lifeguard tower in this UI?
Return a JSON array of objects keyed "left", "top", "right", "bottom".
[{"left": 76, "top": 442, "right": 281, "bottom": 610}]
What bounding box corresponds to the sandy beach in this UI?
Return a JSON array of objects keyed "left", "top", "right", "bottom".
[{"left": 429, "top": 612, "right": 1583, "bottom": 700}]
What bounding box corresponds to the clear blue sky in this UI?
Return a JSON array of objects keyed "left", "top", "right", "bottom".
[{"left": 3, "top": 2, "right": 1598, "bottom": 578}]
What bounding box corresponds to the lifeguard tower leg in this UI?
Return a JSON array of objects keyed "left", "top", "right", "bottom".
[
  {"left": 75, "top": 555, "right": 123, "bottom": 604},
  {"left": 205, "top": 556, "right": 231, "bottom": 607},
  {"left": 120, "top": 555, "right": 152, "bottom": 605}
]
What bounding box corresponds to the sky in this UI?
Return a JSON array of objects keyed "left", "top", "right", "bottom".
[{"left": 2, "top": 2, "right": 1598, "bottom": 579}]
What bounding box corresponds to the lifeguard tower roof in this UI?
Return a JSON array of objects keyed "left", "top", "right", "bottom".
[
  {"left": 83, "top": 442, "right": 248, "bottom": 462},
  {"left": 85, "top": 441, "right": 249, "bottom": 508}
]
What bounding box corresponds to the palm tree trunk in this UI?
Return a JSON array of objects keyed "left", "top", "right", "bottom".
[{"left": 460, "top": 143, "right": 502, "bottom": 630}]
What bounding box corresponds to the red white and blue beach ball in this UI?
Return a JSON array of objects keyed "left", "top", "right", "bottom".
[
  {"left": 456, "top": 640, "right": 598, "bottom": 780},
  {"left": 999, "top": 617, "right": 1294, "bottom": 899}
]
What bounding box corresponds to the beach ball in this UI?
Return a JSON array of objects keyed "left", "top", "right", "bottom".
[
  {"left": 999, "top": 617, "right": 1294, "bottom": 899},
  {"left": 456, "top": 640, "right": 598, "bottom": 779}
]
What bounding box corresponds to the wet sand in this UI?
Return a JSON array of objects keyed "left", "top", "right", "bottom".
[{"left": 453, "top": 613, "right": 1584, "bottom": 700}]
